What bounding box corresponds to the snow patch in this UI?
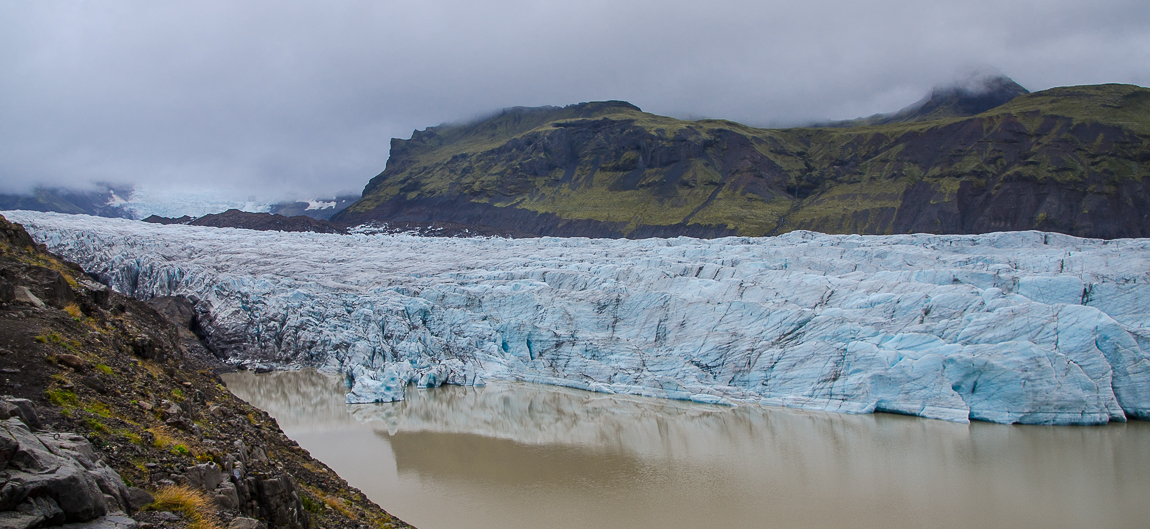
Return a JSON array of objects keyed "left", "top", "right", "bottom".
[{"left": 305, "top": 200, "right": 337, "bottom": 211}]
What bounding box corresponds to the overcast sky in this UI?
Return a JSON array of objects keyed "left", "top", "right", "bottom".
[{"left": 2, "top": 1, "right": 1148, "bottom": 200}]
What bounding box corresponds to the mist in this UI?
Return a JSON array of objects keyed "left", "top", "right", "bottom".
[{"left": 1, "top": 0, "right": 1147, "bottom": 200}]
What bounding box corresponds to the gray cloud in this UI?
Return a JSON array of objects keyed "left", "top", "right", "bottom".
[{"left": 2, "top": 0, "right": 1148, "bottom": 198}]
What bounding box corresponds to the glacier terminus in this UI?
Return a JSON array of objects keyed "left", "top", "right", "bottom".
[{"left": 7, "top": 211, "right": 1150, "bottom": 425}]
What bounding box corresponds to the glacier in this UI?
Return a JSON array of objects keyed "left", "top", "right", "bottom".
[{"left": 7, "top": 210, "right": 1150, "bottom": 425}]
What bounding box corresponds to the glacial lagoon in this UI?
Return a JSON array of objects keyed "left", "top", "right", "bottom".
[{"left": 224, "top": 369, "right": 1150, "bottom": 529}]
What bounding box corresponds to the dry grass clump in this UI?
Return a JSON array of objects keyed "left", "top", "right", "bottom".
[
  {"left": 63, "top": 303, "right": 84, "bottom": 319},
  {"left": 300, "top": 484, "right": 356, "bottom": 519},
  {"left": 146, "top": 485, "right": 222, "bottom": 529},
  {"left": 146, "top": 426, "right": 179, "bottom": 449},
  {"left": 144, "top": 425, "right": 196, "bottom": 455}
]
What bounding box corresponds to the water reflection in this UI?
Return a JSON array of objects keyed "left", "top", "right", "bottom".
[{"left": 223, "top": 369, "right": 1150, "bottom": 529}]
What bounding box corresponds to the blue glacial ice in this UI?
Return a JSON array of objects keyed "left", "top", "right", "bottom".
[{"left": 7, "top": 211, "right": 1150, "bottom": 424}]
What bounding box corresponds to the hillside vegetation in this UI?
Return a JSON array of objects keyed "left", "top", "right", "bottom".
[
  {"left": 334, "top": 82, "right": 1150, "bottom": 239},
  {"left": 0, "top": 214, "right": 412, "bottom": 529}
]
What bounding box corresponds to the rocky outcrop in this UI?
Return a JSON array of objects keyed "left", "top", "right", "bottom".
[
  {"left": 139, "top": 215, "right": 193, "bottom": 226},
  {"left": 0, "top": 398, "right": 131, "bottom": 529},
  {"left": 182, "top": 210, "right": 344, "bottom": 234},
  {"left": 178, "top": 456, "right": 309, "bottom": 529}
]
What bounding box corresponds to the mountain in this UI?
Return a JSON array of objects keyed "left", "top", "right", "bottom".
[
  {"left": 267, "top": 195, "right": 359, "bottom": 220},
  {"left": 0, "top": 186, "right": 360, "bottom": 222},
  {"left": 828, "top": 74, "right": 1031, "bottom": 126},
  {"left": 333, "top": 81, "right": 1150, "bottom": 239},
  {"left": 143, "top": 209, "right": 347, "bottom": 234},
  {"left": 0, "top": 185, "right": 134, "bottom": 219}
]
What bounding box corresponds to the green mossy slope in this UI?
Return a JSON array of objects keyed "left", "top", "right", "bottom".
[{"left": 335, "top": 84, "right": 1150, "bottom": 239}]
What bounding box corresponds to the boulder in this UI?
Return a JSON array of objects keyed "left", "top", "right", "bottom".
[
  {"left": 0, "top": 399, "right": 41, "bottom": 431},
  {"left": 0, "top": 413, "right": 130, "bottom": 525},
  {"left": 144, "top": 297, "right": 197, "bottom": 335},
  {"left": 211, "top": 482, "right": 239, "bottom": 511},
  {"left": 184, "top": 462, "right": 223, "bottom": 492},
  {"left": 80, "top": 376, "right": 107, "bottom": 395},
  {"left": 227, "top": 517, "right": 266, "bottom": 529},
  {"left": 23, "top": 267, "right": 74, "bottom": 308},
  {"left": 11, "top": 287, "right": 44, "bottom": 309},
  {"left": 123, "top": 488, "right": 153, "bottom": 514},
  {"left": 159, "top": 401, "right": 182, "bottom": 420},
  {"left": 164, "top": 417, "right": 195, "bottom": 433},
  {"left": 0, "top": 496, "right": 66, "bottom": 529},
  {"left": 76, "top": 278, "right": 111, "bottom": 309},
  {"left": 56, "top": 355, "right": 86, "bottom": 371}
]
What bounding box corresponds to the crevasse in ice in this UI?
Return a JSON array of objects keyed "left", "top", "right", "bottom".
[{"left": 8, "top": 211, "right": 1150, "bottom": 424}]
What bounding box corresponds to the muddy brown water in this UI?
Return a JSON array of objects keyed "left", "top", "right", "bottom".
[{"left": 222, "top": 369, "right": 1150, "bottom": 529}]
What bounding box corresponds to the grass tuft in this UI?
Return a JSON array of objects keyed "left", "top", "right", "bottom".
[
  {"left": 84, "top": 417, "right": 110, "bottom": 434},
  {"left": 301, "top": 484, "right": 356, "bottom": 519},
  {"left": 63, "top": 303, "right": 83, "bottom": 319},
  {"left": 85, "top": 401, "right": 113, "bottom": 418},
  {"left": 147, "top": 426, "right": 178, "bottom": 449},
  {"left": 46, "top": 389, "right": 79, "bottom": 407},
  {"left": 145, "top": 485, "right": 222, "bottom": 529},
  {"left": 35, "top": 331, "right": 80, "bottom": 352},
  {"left": 301, "top": 493, "right": 324, "bottom": 514}
]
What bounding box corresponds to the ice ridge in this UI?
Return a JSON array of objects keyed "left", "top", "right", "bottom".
[{"left": 7, "top": 211, "right": 1150, "bottom": 425}]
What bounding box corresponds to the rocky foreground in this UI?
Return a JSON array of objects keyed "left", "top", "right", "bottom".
[{"left": 0, "top": 214, "right": 411, "bottom": 529}]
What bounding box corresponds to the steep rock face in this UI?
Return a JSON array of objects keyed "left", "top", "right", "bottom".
[
  {"left": 335, "top": 84, "right": 1150, "bottom": 239},
  {"left": 13, "top": 212, "right": 1150, "bottom": 425}
]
